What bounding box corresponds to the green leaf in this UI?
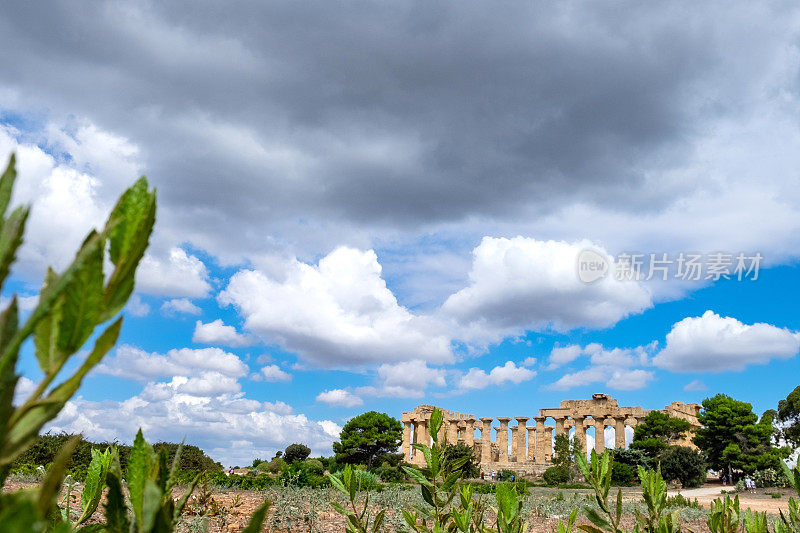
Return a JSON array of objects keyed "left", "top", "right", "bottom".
[
  {"left": 102, "top": 177, "right": 156, "bottom": 321},
  {"left": 242, "top": 500, "right": 271, "bottom": 533},
  {"left": 0, "top": 206, "right": 29, "bottom": 293},
  {"left": 33, "top": 268, "right": 61, "bottom": 374},
  {"left": 0, "top": 297, "right": 19, "bottom": 467},
  {"left": 495, "top": 483, "right": 518, "bottom": 521},
  {"left": 76, "top": 448, "right": 111, "bottom": 525},
  {"left": 57, "top": 230, "right": 103, "bottom": 355},
  {"left": 0, "top": 155, "right": 17, "bottom": 219},
  {"left": 402, "top": 465, "right": 434, "bottom": 488},
  {"left": 128, "top": 428, "right": 155, "bottom": 529},
  {"left": 328, "top": 472, "right": 348, "bottom": 495},
  {"left": 173, "top": 472, "right": 202, "bottom": 521},
  {"left": 5, "top": 319, "right": 122, "bottom": 460},
  {"left": 37, "top": 435, "right": 79, "bottom": 518},
  {"left": 139, "top": 479, "right": 161, "bottom": 532},
  {"left": 583, "top": 507, "right": 612, "bottom": 531}
]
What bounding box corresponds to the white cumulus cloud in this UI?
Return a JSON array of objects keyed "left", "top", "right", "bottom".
[
  {"left": 441, "top": 238, "right": 652, "bottom": 339},
  {"left": 161, "top": 298, "right": 202, "bottom": 315},
  {"left": 137, "top": 248, "right": 212, "bottom": 298},
  {"left": 652, "top": 310, "right": 800, "bottom": 372},
  {"left": 97, "top": 345, "right": 248, "bottom": 381},
  {"left": 258, "top": 364, "right": 292, "bottom": 382},
  {"left": 219, "top": 247, "right": 453, "bottom": 366},
  {"left": 458, "top": 361, "right": 536, "bottom": 390},
  {"left": 316, "top": 389, "right": 364, "bottom": 408},
  {"left": 193, "top": 319, "right": 254, "bottom": 347}
]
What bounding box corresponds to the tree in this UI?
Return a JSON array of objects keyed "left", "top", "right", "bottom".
[
  {"left": 630, "top": 411, "right": 693, "bottom": 460},
  {"left": 283, "top": 443, "right": 311, "bottom": 463},
  {"left": 441, "top": 442, "right": 479, "bottom": 478},
  {"left": 551, "top": 433, "right": 580, "bottom": 481},
  {"left": 694, "top": 394, "right": 788, "bottom": 478},
  {"left": 659, "top": 446, "right": 706, "bottom": 488},
  {"left": 778, "top": 385, "right": 800, "bottom": 448},
  {"left": 332, "top": 411, "right": 402, "bottom": 468}
]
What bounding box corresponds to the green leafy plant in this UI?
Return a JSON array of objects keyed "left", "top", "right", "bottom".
[
  {"left": 706, "top": 494, "right": 741, "bottom": 533},
  {"left": 774, "top": 462, "right": 800, "bottom": 533},
  {"left": 0, "top": 154, "right": 270, "bottom": 533},
  {"left": 575, "top": 449, "right": 624, "bottom": 533},
  {"left": 632, "top": 465, "right": 679, "bottom": 533},
  {"left": 328, "top": 464, "right": 386, "bottom": 533},
  {"left": 401, "top": 407, "right": 466, "bottom": 532}
]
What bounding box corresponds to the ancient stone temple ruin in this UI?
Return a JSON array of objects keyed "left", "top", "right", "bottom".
[{"left": 401, "top": 394, "right": 701, "bottom": 476}]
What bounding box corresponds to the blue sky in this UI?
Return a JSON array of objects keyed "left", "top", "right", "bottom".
[{"left": 2, "top": 2, "right": 800, "bottom": 465}]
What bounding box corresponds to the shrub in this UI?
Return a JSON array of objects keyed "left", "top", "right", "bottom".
[
  {"left": 373, "top": 462, "right": 406, "bottom": 483},
  {"left": 260, "top": 456, "right": 286, "bottom": 474},
  {"left": 611, "top": 461, "right": 636, "bottom": 485},
  {"left": 666, "top": 494, "right": 702, "bottom": 509},
  {"left": 660, "top": 446, "right": 707, "bottom": 488},
  {"left": 284, "top": 443, "right": 311, "bottom": 463},
  {"left": 752, "top": 467, "right": 790, "bottom": 488},
  {"left": 304, "top": 458, "right": 325, "bottom": 475},
  {"left": 543, "top": 465, "right": 570, "bottom": 486},
  {"left": 442, "top": 442, "right": 480, "bottom": 478}
]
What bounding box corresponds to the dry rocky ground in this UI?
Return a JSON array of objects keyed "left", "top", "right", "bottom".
[{"left": 4, "top": 480, "right": 795, "bottom": 532}]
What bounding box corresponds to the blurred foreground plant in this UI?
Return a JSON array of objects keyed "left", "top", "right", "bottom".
[{"left": 0, "top": 154, "right": 269, "bottom": 532}]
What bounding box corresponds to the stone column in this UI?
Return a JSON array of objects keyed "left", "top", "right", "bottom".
[
  {"left": 480, "top": 417, "right": 493, "bottom": 465},
  {"left": 534, "top": 416, "right": 546, "bottom": 463},
  {"left": 614, "top": 417, "right": 626, "bottom": 449},
  {"left": 594, "top": 419, "right": 606, "bottom": 454},
  {"left": 447, "top": 418, "right": 459, "bottom": 444},
  {"left": 419, "top": 420, "right": 430, "bottom": 448},
  {"left": 554, "top": 416, "right": 567, "bottom": 438},
  {"left": 464, "top": 418, "right": 476, "bottom": 447},
  {"left": 573, "top": 416, "right": 587, "bottom": 455},
  {"left": 402, "top": 421, "right": 411, "bottom": 460},
  {"left": 543, "top": 426, "right": 554, "bottom": 461},
  {"left": 509, "top": 426, "right": 518, "bottom": 460},
  {"left": 497, "top": 417, "right": 511, "bottom": 463},
  {"left": 527, "top": 427, "right": 536, "bottom": 463},
  {"left": 515, "top": 417, "right": 529, "bottom": 462}
]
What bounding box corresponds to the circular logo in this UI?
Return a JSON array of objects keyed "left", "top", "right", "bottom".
[{"left": 577, "top": 249, "right": 609, "bottom": 283}]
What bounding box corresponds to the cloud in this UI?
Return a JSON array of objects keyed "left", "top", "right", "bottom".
[
  {"left": 126, "top": 295, "right": 150, "bottom": 317},
  {"left": 546, "top": 345, "right": 583, "bottom": 370},
  {"left": 258, "top": 364, "right": 292, "bottom": 383},
  {"left": 370, "top": 360, "right": 448, "bottom": 398},
  {"left": 219, "top": 247, "right": 452, "bottom": 366},
  {"left": 458, "top": 361, "right": 536, "bottom": 390},
  {"left": 652, "top": 311, "right": 800, "bottom": 372},
  {"left": 137, "top": 248, "right": 212, "bottom": 298},
  {"left": 683, "top": 379, "right": 708, "bottom": 391},
  {"left": 193, "top": 319, "right": 255, "bottom": 347},
  {"left": 161, "top": 298, "right": 201, "bottom": 315},
  {"left": 546, "top": 343, "right": 655, "bottom": 391},
  {"left": 316, "top": 389, "right": 363, "bottom": 408},
  {"left": 97, "top": 345, "right": 248, "bottom": 381},
  {"left": 47, "top": 386, "right": 340, "bottom": 465},
  {"left": 522, "top": 357, "right": 537, "bottom": 367},
  {"left": 442, "top": 238, "right": 652, "bottom": 338}
]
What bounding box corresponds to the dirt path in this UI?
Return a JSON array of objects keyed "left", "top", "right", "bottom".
[{"left": 669, "top": 485, "right": 795, "bottom": 514}]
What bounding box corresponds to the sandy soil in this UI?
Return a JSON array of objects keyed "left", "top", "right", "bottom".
[{"left": 4, "top": 480, "right": 795, "bottom": 532}]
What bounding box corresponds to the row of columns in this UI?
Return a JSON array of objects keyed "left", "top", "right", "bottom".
[{"left": 403, "top": 415, "right": 640, "bottom": 464}]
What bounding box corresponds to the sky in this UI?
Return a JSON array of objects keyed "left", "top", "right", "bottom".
[{"left": 2, "top": 1, "right": 800, "bottom": 466}]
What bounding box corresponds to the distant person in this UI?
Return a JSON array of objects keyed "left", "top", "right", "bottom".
[
  {"left": 491, "top": 471, "right": 496, "bottom": 481},
  {"left": 228, "top": 467, "right": 234, "bottom": 475},
  {"left": 721, "top": 474, "right": 727, "bottom": 486},
  {"left": 481, "top": 472, "right": 485, "bottom": 480},
  {"left": 511, "top": 474, "right": 515, "bottom": 482}
]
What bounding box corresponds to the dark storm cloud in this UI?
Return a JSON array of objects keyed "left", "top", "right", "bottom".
[{"left": 0, "top": 1, "right": 796, "bottom": 256}]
